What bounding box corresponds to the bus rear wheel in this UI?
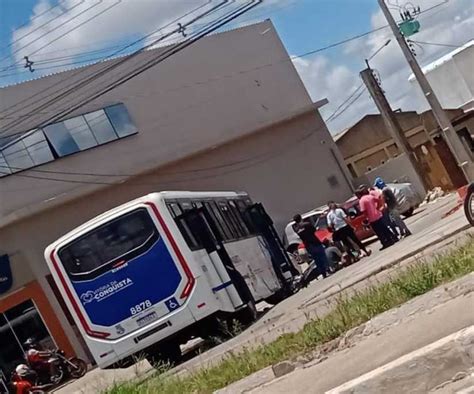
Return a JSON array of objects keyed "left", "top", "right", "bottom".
[{"left": 146, "top": 341, "right": 181, "bottom": 368}]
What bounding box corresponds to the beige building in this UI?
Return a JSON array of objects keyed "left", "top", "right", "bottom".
[
  {"left": 0, "top": 21, "right": 352, "bottom": 375},
  {"left": 335, "top": 109, "right": 474, "bottom": 190}
]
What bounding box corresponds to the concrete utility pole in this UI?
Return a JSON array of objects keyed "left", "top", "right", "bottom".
[
  {"left": 360, "top": 68, "right": 430, "bottom": 191},
  {"left": 377, "top": 0, "right": 473, "bottom": 182}
]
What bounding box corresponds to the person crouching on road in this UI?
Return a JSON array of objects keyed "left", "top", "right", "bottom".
[
  {"left": 357, "top": 185, "right": 395, "bottom": 250},
  {"left": 374, "top": 177, "right": 412, "bottom": 238},
  {"left": 326, "top": 201, "right": 372, "bottom": 258},
  {"left": 293, "top": 214, "right": 329, "bottom": 278}
]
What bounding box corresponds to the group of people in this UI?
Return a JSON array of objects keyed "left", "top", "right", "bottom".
[
  {"left": 292, "top": 177, "right": 412, "bottom": 280},
  {"left": 357, "top": 177, "right": 412, "bottom": 249}
]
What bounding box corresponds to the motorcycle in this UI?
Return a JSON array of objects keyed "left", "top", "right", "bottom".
[
  {"left": 27, "top": 349, "right": 87, "bottom": 386},
  {"left": 464, "top": 183, "right": 474, "bottom": 226}
]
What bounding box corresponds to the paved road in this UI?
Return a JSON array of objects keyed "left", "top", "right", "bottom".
[{"left": 56, "top": 194, "right": 470, "bottom": 393}]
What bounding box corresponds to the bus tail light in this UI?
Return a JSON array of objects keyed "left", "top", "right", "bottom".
[
  {"left": 145, "top": 202, "right": 195, "bottom": 300},
  {"left": 49, "top": 250, "right": 111, "bottom": 340}
]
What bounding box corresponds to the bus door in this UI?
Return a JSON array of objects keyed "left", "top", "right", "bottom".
[
  {"left": 245, "top": 203, "right": 298, "bottom": 286},
  {"left": 175, "top": 209, "right": 252, "bottom": 311}
]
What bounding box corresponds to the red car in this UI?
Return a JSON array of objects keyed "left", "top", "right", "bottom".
[
  {"left": 284, "top": 199, "right": 374, "bottom": 260},
  {"left": 341, "top": 196, "right": 375, "bottom": 240}
]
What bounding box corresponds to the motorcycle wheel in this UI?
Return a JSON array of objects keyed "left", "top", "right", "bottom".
[
  {"left": 464, "top": 183, "right": 474, "bottom": 226},
  {"left": 68, "top": 358, "right": 87, "bottom": 379},
  {"left": 50, "top": 366, "right": 65, "bottom": 385}
]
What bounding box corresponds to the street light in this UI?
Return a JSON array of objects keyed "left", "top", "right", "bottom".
[{"left": 365, "top": 39, "right": 392, "bottom": 68}]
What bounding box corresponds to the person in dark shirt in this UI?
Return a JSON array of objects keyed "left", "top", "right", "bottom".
[
  {"left": 374, "top": 177, "right": 412, "bottom": 237},
  {"left": 293, "top": 214, "right": 329, "bottom": 278}
]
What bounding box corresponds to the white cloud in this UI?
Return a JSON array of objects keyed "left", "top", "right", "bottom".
[
  {"left": 7, "top": 0, "right": 211, "bottom": 65},
  {"left": 292, "top": 56, "right": 377, "bottom": 133},
  {"left": 295, "top": 0, "right": 474, "bottom": 134}
]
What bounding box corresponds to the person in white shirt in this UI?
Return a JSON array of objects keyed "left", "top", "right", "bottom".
[{"left": 326, "top": 201, "right": 371, "bottom": 257}]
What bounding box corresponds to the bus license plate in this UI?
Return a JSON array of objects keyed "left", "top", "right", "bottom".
[{"left": 136, "top": 311, "right": 158, "bottom": 327}]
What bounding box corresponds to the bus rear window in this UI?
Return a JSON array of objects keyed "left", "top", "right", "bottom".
[{"left": 58, "top": 209, "right": 157, "bottom": 276}]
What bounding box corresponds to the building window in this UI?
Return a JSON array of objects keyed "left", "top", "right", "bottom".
[
  {"left": 63, "top": 116, "right": 98, "bottom": 150},
  {"left": 22, "top": 129, "right": 55, "bottom": 165},
  {"left": 44, "top": 122, "right": 82, "bottom": 157},
  {"left": 83, "top": 110, "right": 118, "bottom": 144},
  {"left": 0, "top": 103, "right": 137, "bottom": 177},
  {"left": 2, "top": 139, "right": 35, "bottom": 172},
  {"left": 105, "top": 104, "right": 137, "bottom": 137},
  {"left": 0, "top": 152, "right": 10, "bottom": 177}
]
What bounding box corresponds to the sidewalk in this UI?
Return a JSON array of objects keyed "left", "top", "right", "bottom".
[{"left": 242, "top": 273, "right": 474, "bottom": 393}]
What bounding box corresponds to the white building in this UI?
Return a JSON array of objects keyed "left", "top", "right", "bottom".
[{"left": 409, "top": 40, "right": 474, "bottom": 111}]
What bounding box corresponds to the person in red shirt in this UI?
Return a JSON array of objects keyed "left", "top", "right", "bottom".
[{"left": 357, "top": 186, "right": 396, "bottom": 250}]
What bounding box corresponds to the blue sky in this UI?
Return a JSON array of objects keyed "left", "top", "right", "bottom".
[{"left": 0, "top": 0, "right": 472, "bottom": 133}]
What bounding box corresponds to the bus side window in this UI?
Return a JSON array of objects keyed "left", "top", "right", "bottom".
[
  {"left": 175, "top": 215, "right": 202, "bottom": 251},
  {"left": 218, "top": 201, "right": 241, "bottom": 239},
  {"left": 179, "top": 201, "right": 193, "bottom": 212},
  {"left": 235, "top": 199, "right": 256, "bottom": 235},
  {"left": 229, "top": 200, "right": 250, "bottom": 236},
  {"left": 167, "top": 203, "right": 182, "bottom": 218},
  {"left": 203, "top": 201, "right": 232, "bottom": 241},
  {"left": 167, "top": 202, "right": 201, "bottom": 250},
  {"left": 192, "top": 201, "right": 203, "bottom": 209}
]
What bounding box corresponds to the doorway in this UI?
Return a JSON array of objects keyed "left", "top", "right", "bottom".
[{"left": 0, "top": 299, "right": 55, "bottom": 386}]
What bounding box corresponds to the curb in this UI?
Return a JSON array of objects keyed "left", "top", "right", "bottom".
[{"left": 326, "top": 325, "right": 474, "bottom": 394}]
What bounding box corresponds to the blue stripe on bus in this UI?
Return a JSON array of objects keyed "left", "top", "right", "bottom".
[{"left": 212, "top": 281, "right": 233, "bottom": 293}]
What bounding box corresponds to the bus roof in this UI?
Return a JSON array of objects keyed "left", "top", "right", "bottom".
[{"left": 47, "top": 191, "right": 249, "bottom": 249}]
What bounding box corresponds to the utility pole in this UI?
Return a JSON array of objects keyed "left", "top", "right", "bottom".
[
  {"left": 378, "top": 0, "right": 473, "bottom": 182},
  {"left": 360, "top": 67, "right": 430, "bottom": 191}
]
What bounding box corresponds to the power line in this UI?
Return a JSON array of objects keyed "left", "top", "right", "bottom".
[
  {"left": 1, "top": 0, "right": 297, "bottom": 70},
  {"left": 0, "top": 1, "right": 255, "bottom": 135},
  {"left": 36, "top": 2, "right": 263, "bottom": 129},
  {"left": 0, "top": 0, "right": 450, "bottom": 132},
  {"left": 26, "top": 1, "right": 122, "bottom": 60},
  {"left": 0, "top": 71, "right": 363, "bottom": 185},
  {"left": 410, "top": 39, "right": 467, "bottom": 49},
  {"left": 0, "top": 0, "right": 84, "bottom": 61},
  {"left": 1, "top": 1, "right": 102, "bottom": 71},
  {"left": 0, "top": 1, "right": 222, "bottom": 126},
  {"left": 325, "top": 83, "right": 365, "bottom": 123}
]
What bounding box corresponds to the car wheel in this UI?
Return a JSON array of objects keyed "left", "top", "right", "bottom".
[{"left": 403, "top": 207, "right": 415, "bottom": 218}]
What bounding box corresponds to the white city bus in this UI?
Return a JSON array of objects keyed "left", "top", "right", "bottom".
[{"left": 45, "top": 191, "right": 296, "bottom": 368}]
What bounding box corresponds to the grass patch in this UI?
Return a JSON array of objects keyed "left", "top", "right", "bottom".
[{"left": 107, "top": 239, "right": 474, "bottom": 394}]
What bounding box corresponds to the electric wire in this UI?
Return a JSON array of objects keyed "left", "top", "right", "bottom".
[
  {"left": 0, "top": 0, "right": 103, "bottom": 71},
  {"left": 0, "top": 1, "right": 254, "bottom": 134},
  {"left": 0, "top": 73, "right": 364, "bottom": 187},
  {"left": 0, "top": 0, "right": 224, "bottom": 125}
]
